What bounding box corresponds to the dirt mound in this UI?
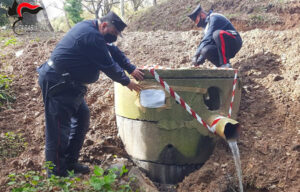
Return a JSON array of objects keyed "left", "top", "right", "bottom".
[
  {"left": 0, "top": 26, "right": 299, "bottom": 191},
  {"left": 127, "top": 0, "right": 300, "bottom": 32}
]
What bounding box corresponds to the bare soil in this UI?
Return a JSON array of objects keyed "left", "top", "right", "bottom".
[
  {"left": 0, "top": 1, "right": 299, "bottom": 191},
  {"left": 128, "top": 0, "right": 300, "bottom": 32}
]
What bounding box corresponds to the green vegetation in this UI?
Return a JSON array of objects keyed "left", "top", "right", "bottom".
[
  {"left": 8, "top": 162, "right": 135, "bottom": 192},
  {"left": 88, "top": 165, "right": 132, "bottom": 191},
  {"left": 0, "top": 0, "right": 13, "bottom": 26},
  {"left": 52, "top": 16, "right": 71, "bottom": 32},
  {"left": 0, "top": 8, "right": 9, "bottom": 26},
  {"left": 4, "top": 37, "right": 17, "bottom": 46},
  {"left": 0, "top": 74, "right": 15, "bottom": 108},
  {"left": 250, "top": 15, "right": 264, "bottom": 24},
  {"left": 8, "top": 172, "right": 82, "bottom": 191},
  {"left": 0, "top": 132, "right": 27, "bottom": 159},
  {"left": 29, "top": 37, "right": 41, "bottom": 43},
  {"left": 64, "top": 0, "right": 84, "bottom": 25},
  {"left": 225, "top": 13, "right": 240, "bottom": 20}
]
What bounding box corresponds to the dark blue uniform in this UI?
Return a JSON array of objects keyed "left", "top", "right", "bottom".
[
  {"left": 196, "top": 12, "right": 243, "bottom": 66},
  {"left": 37, "top": 20, "right": 135, "bottom": 176}
]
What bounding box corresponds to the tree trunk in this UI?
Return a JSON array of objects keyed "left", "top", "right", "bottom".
[
  {"left": 64, "top": 11, "right": 72, "bottom": 29},
  {"left": 96, "top": 3, "right": 101, "bottom": 19},
  {"left": 103, "top": 0, "right": 110, "bottom": 15},
  {"left": 62, "top": 1, "right": 71, "bottom": 29},
  {"left": 131, "top": 0, "right": 143, "bottom": 12},
  {"left": 153, "top": 0, "right": 157, "bottom": 6},
  {"left": 120, "top": 0, "right": 124, "bottom": 17},
  {"left": 38, "top": 0, "right": 54, "bottom": 31}
]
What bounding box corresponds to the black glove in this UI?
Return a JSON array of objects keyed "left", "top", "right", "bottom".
[
  {"left": 196, "top": 55, "right": 205, "bottom": 65},
  {"left": 192, "top": 55, "right": 205, "bottom": 66}
]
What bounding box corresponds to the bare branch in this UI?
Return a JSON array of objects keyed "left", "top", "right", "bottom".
[{"left": 81, "top": 2, "right": 94, "bottom": 14}]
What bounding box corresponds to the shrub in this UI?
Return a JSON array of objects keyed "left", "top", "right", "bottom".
[
  {"left": 0, "top": 132, "right": 27, "bottom": 159},
  {"left": 0, "top": 74, "right": 15, "bottom": 109}
]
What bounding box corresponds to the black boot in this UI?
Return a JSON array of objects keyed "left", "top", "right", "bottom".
[{"left": 67, "top": 163, "right": 90, "bottom": 174}]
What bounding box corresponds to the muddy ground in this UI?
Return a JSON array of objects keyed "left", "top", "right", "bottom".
[{"left": 0, "top": 1, "right": 300, "bottom": 191}]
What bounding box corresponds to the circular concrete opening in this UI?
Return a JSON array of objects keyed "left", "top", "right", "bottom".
[{"left": 203, "top": 87, "right": 220, "bottom": 110}]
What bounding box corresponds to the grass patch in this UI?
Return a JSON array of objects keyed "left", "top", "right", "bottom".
[
  {"left": 250, "top": 14, "right": 265, "bottom": 24},
  {"left": 4, "top": 37, "right": 18, "bottom": 46},
  {"left": 0, "top": 132, "right": 27, "bottom": 160}
]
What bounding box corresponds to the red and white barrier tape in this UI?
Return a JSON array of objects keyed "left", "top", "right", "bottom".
[
  {"left": 149, "top": 68, "right": 215, "bottom": 133},
  {"left": 149, "top": 68, "right": 238, "bottom": 133},
  {"left": 141, "top": 65, "right": 168, "bottom": 70},
  {"left": 228, "top": 69, "right": 238, "bottom": 118},
  {"left": 210, "top": 115, "right": 224, "bottom": 131}
]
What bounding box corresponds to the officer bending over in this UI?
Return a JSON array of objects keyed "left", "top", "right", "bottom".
[
  {"left": 188, "top": 5, "right": 243, "bottom": 68},
  {"left": 37, "top": 12, "right": 144, "bottom": 177}
]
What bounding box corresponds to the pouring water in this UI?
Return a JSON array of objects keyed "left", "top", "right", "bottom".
[{"left": 228, "top": 140, "right": 243, "bottom": 192}]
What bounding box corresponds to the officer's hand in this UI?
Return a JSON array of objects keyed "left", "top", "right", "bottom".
[
  {"left": 191, "top": 56, "right": 198, "bottom": 66},
  {"left": 196, "top": 55, "right": 205, "bottom": 65},
  {"left": 191, "top": 53, "right": 202, "bottom": 66},
  {"left": 192, "top": 55, "right": 205, "bottom": 66},
  {"left": 127, "top": 81, "right": 142, "bottom": 92},
  {"left": 130, "top": 68, "right": 144, "bottom": 81}
]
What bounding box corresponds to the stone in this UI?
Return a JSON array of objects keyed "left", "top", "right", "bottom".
[
  {"left": 84, "top": 139, "right": 94, "bottom": 147},
  {"left": 129, "top": 167, "right": 159, "bottom": 192},
  {"left": 256, "top": 130, "right": 263, "bottom": 137},
  {"left": 273, "top": 75, "right": 284, "bottom": 81}
]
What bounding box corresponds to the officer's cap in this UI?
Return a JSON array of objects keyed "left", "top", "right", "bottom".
[
  {"left": 188, "top": 4, "right": 202, "bottom": 21},
  {"left": 101, "top": 11, "right": 127, "bottom": 34}
]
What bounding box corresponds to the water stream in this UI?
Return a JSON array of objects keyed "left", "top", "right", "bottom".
[{"left": 228, "top": 140, "right": 243, "bottom": 192}]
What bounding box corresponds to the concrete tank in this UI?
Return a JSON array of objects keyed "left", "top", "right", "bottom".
[{"left": 114, "top": 69, "right": 241, "bottom": 184}]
